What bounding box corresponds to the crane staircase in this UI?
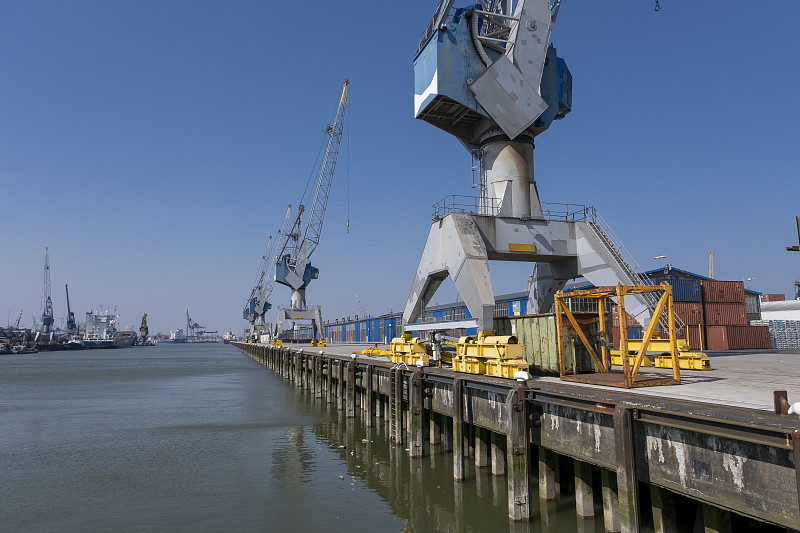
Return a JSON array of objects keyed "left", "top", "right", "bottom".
[{"left": 586, "top": 214, "right": 685, "bottom": 333}]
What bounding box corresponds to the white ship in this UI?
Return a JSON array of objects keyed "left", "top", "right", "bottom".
[
  {"left": 169, "top": 328, "right": 187, "bottom": 343},
  {"left": 82, "top": 307, "right": 134, "bottom": 349}
]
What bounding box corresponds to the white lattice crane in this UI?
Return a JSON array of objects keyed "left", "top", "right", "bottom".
[{"left": 274, "top": 78, "right": 350, "bottom": 342}]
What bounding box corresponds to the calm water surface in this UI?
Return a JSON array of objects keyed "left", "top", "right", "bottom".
[{"left": 1, "top": 343, "right": 613, "bottom": 532}]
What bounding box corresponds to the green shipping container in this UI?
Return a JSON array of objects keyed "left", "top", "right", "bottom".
[{"left": 494, "top": 313, "right": 608, "bottom": 375}]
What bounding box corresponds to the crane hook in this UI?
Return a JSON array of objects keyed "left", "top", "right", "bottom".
[{"left": 654, "top": 0, "right": 661, "bottom": 11}]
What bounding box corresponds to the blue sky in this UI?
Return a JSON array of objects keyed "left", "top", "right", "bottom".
[{"left": 2, "top": 1, "right": 798, "bottom": 334}]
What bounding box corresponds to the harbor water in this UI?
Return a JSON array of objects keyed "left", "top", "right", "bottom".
[{"left": 3, "top": 343, "right": 630, "bottom": 532}]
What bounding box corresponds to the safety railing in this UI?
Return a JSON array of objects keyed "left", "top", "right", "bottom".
[
  {"left": 433, "top": 195, "right": 500, "bottom": 220},
  {"left": 540, "top": 202, "right": 597, "bottom": 222},
  {"left": 432, "top": 197, "right": 597, "bottom": 222}
]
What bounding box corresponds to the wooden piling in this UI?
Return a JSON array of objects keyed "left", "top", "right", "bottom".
[
  {"left": 453, "top": 379, "right": 465, "bottom": 481},
  {"left": 574, "top": 459, "right": 594, "bottom": 519},
  {"left": 614, "top": 406, "right": 639, "bottom": 533},
  {"left": 601, "top": 468, "right": 621, "bottom": 533},
  {"left": 507, "top": 385, "right": 531, "bottom": 521},
  {"left": 650, "top": 485, "right": 677, "bottom": 533},
  {"left": 410, "top": 369, "right": 424, "bottom": 458}
]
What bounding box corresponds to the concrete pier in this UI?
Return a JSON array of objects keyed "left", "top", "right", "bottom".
[{"left": 233, "top": 342, "right": 800, "bottom": 531}]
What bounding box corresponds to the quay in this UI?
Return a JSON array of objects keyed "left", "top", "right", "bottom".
[{"left": 233, "top": 341, "right": 800, "bottom": 532}]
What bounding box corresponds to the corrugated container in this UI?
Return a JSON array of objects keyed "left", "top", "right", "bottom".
[
  {"left": 746, "top": 312, "right": 761, "bottom": 324},
  {"left": 673, "top": 302, "right": 703, "bottom": 325},
  {"left": 704, "top": 302, "right": 747, "bottom": 326},
  {"left": 494, "top": 313, "right": 607, "bottom": 374},
  {"left": 700, "top": 280, "right": 745, "bottom": 303},
  {"left": 611, "top": 306, "right": 641, "bottom": 328},
  {"left": 760, "top": 294, "right": 786, "bottom": 302},
  {"left": 654, "top": 279, "right": 700, "bottom": 302},
  {"left": 706, "top": 325, "right": 771, "bottom": 350}
]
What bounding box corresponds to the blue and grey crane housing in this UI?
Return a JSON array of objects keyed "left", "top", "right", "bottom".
[{"left": 413, "top": 8, "right": 571, "bottom": 150}]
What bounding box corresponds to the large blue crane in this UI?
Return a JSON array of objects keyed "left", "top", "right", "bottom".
[{"left": 404, "top": 0, "right": 665, "bottom": 336}]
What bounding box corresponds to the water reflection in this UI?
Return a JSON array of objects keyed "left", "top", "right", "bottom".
[{"left": 298, "top": 387, "right": 611, "bottom": 533}]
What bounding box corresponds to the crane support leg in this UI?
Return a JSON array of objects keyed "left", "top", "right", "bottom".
[
  {"left": 527, "top": 260, "right": 578, "bottom": 314},
  {"left": 404, "top": 214, "right": 656, "bottom": 332},
  {"left": 403, "top": 214, "right": 496, "bottom": 332}
]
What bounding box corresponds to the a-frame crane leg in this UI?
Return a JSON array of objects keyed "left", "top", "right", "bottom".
[{"left": 403, "top": 214, "right": 496, "bottom": 332}]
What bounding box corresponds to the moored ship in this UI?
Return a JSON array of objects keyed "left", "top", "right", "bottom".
[{"left": 82, "top": 307, "right": 134, "bottom": 349}]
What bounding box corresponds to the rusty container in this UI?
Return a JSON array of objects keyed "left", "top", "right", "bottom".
[
  {"left": 673, "top": 326, "right": 704, "bottom": 350},
  {"left": 704, "top": 302, "right": 747, "bottom": 326},
  {"left": 705, "top": 326, "right": 730, "bottom": 350},
  {"left": 760, "top": 293, "right": 786, "bottom": 302},
  {"left": 726, "top": 325, "right": 771, "bottom": 349},
  {"left": 700, "top": 280, "right": 745, "bottom": 303},
  {"left": 673, "top": 302, "right": 704, "bottom": 325},
  {"left": 706, "top": 325, "right": 770, "bottom": 350},
  {"left": 494, "top": 312, "right": 608, "bottom": 374},
  {"left": 612, "top": 306, "right": 642, "bottom": 328}
]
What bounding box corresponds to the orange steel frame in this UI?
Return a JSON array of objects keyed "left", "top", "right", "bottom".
[{"left": 554, "top": 283, "right": 681, "bottom": 388}]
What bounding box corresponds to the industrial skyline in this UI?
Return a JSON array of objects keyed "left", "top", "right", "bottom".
[{"left": 2, "top": 1, "right": 798, "bottom": 334}]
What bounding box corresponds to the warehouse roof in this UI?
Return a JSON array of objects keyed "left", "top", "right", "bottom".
[{"left": 761, "top": 300, "right": 800, "bottom": 312}]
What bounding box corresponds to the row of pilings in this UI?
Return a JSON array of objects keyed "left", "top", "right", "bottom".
[{"left": 233, "top": 342, "right": 799, "bottom": 532}]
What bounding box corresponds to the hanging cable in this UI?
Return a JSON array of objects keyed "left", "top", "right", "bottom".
[{"left": 346, "top": 84, "right": 351, "bottom": 234}]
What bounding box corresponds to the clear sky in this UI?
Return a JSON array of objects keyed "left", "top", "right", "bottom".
[{"left": 2, "top": 1, "right": 798, "bottom": 335}]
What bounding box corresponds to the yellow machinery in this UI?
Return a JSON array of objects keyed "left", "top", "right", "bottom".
[
  {"left": 610, "top": 332, "right": 711, "bottom": 371},
  {"left": 354, "top": 331, "right": 528, "bottom": 378},
  {"left": 452, "top": 332, "right": 529, "bottom": 378},
  {"left": 269, "top": 338, "right": 283, "bottom": 347},
  {"left": 387, "top": 334, "right": 431, "bottom": 366},
  {"left": 310, "top": 338, "right": 327, "bottom": 347}
]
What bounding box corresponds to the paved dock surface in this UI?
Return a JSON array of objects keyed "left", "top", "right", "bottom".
[{"left": 282, "top": 344, "right": 800, "bottom": 412}]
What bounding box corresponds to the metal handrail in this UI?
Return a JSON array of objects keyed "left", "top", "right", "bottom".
[
  {"left": 432, "top": 196, "right": 597, "bottom": 222},
  {"left": 433, "top": 195, "right": 500, "bottom": 219},
  {"left": 588, "top": 214, "right": 685, "bottom": 332}
]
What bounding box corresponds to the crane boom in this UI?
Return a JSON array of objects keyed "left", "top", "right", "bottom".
[
  {"left": 273, "top": 78, "right": 350, "bottom": 343},
  {"left": 65, "top": 284, "right": 77, "bottom": 333},
  {"left": 277, "top": 79, "right": 350, "bottom": 293}
]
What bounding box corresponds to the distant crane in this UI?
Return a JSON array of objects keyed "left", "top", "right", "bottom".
[
  {"left": 186, "top": 309, "right": 205, "bottom": 340},
  {"left": 14, "top": 310, "right": 23, "bottom": 329},
  {"left": 65, "top": 284, "right": 77, "bottom": 333},
  {"left": 40, "top": 247, "right": 54, "bottom": 335},
  {"left": 275, "top": 78, "right": 350, "bottom": 343},
  {"left": 139, "top": 313, "right": 149, "bottom": 340},
  {"left": 243, "top": 205, "right": 294, "bottom": 341},
  {"left": 355, "top": 291, "right": 368, "bottom": 318}
]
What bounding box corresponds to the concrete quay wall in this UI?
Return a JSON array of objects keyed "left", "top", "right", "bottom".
[{"left": 233, "top": 342, "right": 800, "bottom": 531}]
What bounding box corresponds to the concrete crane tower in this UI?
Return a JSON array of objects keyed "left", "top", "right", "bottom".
[
  {"left": 404, "top": 1, "right": 661, "bottom": 334},
  {"left": 40, "top": 247, "right": 54, "bottom": 335},
  {"left": 274, "top": 78, "right": 350, "bottom": 343}
]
